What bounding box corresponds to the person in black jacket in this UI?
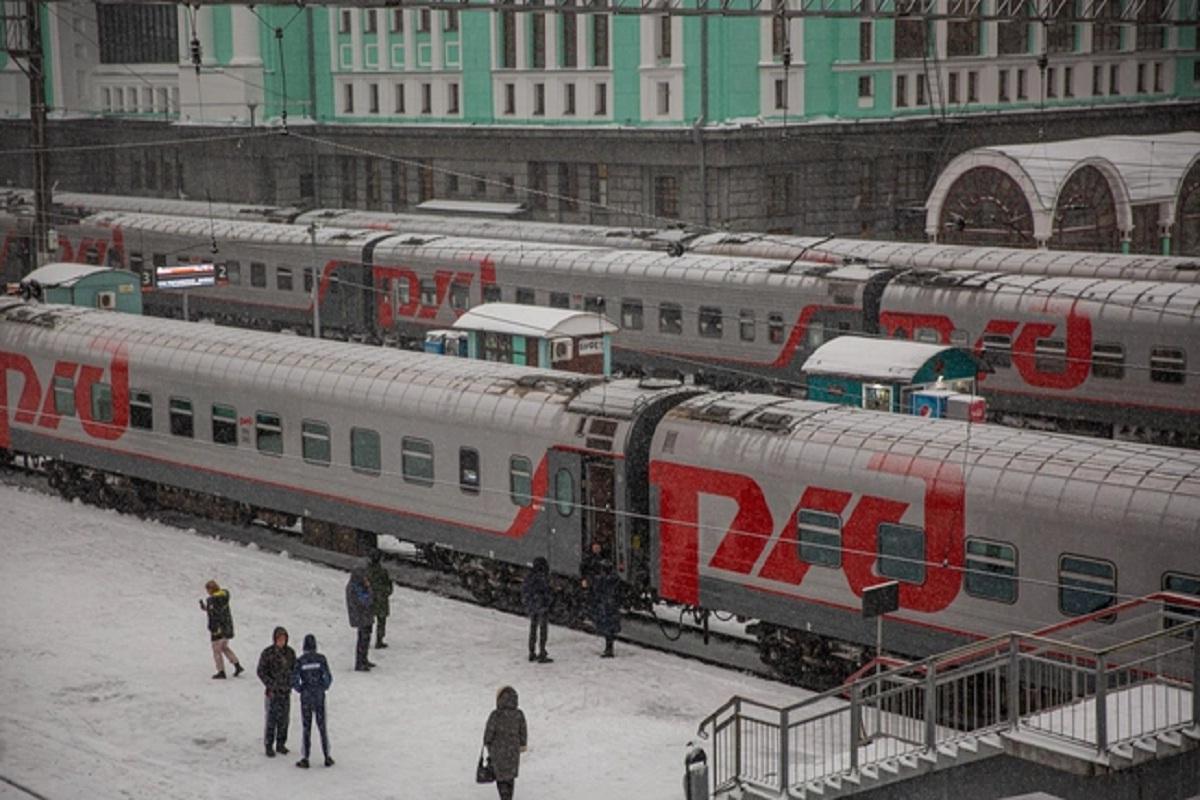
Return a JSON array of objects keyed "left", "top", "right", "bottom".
[
  {"left": 199, "top": 580, "right": 244, "bottom": 679},
  {"left": 365, "top": 549, "right": 393, "bottom": 649},
  {"left": 591, "top": 560, "right": 623, "bottom": 658},
  {"left": 345, "top": 567, "right": 375, "bottom": 671},
  {"left": 483, "top": 685, "right": 528, "bottom": 800},
  {"left": 291, "top": 634, "right": 334, "bottom": 769},
  {"left": 521, "top": 557, "right": 552, "bottom": 664},
  {"left": 256, "top": 626, "right": 296, "bottom": 757}
]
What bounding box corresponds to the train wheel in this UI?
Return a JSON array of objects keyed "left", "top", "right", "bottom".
[{"left": 462, "top": 568, "right": 495, "bottom": 606}]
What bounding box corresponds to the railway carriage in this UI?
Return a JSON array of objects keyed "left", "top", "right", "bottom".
[{"left": 1, "top": 299, "right": 1199, "bottom": 681}]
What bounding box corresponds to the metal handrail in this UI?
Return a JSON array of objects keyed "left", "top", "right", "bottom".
[{"left": 701, "top": 615, "right": 1200, "bottom": 796}]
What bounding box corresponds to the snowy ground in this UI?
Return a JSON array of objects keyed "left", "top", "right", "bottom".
[{"left": 0, "top": 485, "right": 810, "bottom": 800}]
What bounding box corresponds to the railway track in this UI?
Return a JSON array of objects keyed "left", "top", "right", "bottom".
[{"left": 0, "top": 461, "right": 781, "bottom": 687}]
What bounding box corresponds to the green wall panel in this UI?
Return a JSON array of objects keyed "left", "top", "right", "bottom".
[
  {"left": 212, "top": 6, "right": 232, "bottom": 66},
  {"left": 462, "top": 10, "right": 494, "bottom": 123},
  {"left": 612, "top": 15, "right": 640, "bottom": 124}
]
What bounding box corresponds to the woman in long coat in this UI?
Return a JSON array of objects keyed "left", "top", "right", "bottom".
[{"left": 483, "top": 685, "right": 527, "bottom": 800}]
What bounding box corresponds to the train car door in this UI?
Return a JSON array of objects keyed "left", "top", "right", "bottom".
[
  {"left": 585, "top": 460, "right": 617, "bottom": 567},
  {"left": 546, "top": 449, "right": 584, "bottom": 576}
]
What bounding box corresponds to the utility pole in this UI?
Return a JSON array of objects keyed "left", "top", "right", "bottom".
[{"left": 6, "top": 1, "right": 51, "bottom": 272}]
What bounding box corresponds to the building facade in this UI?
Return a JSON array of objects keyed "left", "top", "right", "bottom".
[{"left": 1, "top": 1, "right": 1198, "bottom": 249}]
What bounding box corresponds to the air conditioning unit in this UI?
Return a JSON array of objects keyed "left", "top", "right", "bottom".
[
  {"left": 96, "top": 291, "right": 117, "bottom": 310},
  {"left": 551, "top": 338, "right": 573, "bottom": 362}
]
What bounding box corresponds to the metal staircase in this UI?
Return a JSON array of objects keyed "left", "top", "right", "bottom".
[{"left": 697, "top": 593, "right": 1200, "bottom": 800}]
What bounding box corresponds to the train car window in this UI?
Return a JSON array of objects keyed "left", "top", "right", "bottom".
[
  {"left": 549, "top": 292, "right": 570, "bottom": 309},
  {"left": 768, "top": 313, "right": 785, "bottom": 344},
  {"left": 798, "top": 510, "right": 841, "bottom": 568},
  {"left": 256, "top": 412, "right": 283, "bottom": 456},
  {"left": 1058, "top": 554, "right": 1116, "bottom": 617},
  {"left": 52, "top": 377, "right": 76, "bottom": 417},
  {"left": 483, "top": 284, "right": 503, "bottom": 303},
  {"left": 277, "top": 268, "right": 294, "bottom": 292},
  {"left": 459, "top": 448, "right": 481, "bottom": 494},
  {"left": 509, "top": 456, "right": 533, "bottom": 506},
  {"left": 85, "top": 245, "right": 100, "bottom": 265},
  {"left": 420, "top": 280, "right": 438, "bottom": 306},
  {"left": 658, "top": 303, "right": 682, "bottom": 334},
  {"left": 1091, "top": 343, "right": 1124, "bottom": 379},
  {"left": 964, "top": 538, "right": 1017, "bottom": 603},
  {"left": 584, "top": 295, "right": 606, "bottom": 316},
  {"left": 129, "top": 252, "right": 145, "bottom": 285},
  {"left": 212, "top": 404, "right": 238, "bottom": 446},
  {"left": 554, "top": 468, "right": 574, "bottom": 516},
  {"left": 250, "top": 262, "right": 267, "bottom": 288},
  {"left": 351, "top": 428, "right": 382, "bottom": 475},
  {"left": 302, "top": 420, "right": 331, "bottom": 466},
  {"left": 621, "top": 299, "right": 643, "bottom": 330},
  {"left": 302, "top": 267, "right": 313, "bottom": 293},
  {"left": 130, "top": 390, "right": 153, "bottom": 431},
  {"left": 1150, "top": 347, "right": 1186, "bottom": 384},
  {"left": 950, "top": 329, "right": 970, "bottom": 347},
  {"left": 449, "top": 282, "right": 470, "bottom": 311},
  {"left": 1034, "top": 338, "right": 1066, "bottom": 372},
  {"left": 876, "top": 523, "right": 925, "bottom": 584},
  {"left": 981, "top": 333, "right": 1012, "bottom": 369},
  {"left": 1162, "top": 572, "right": 1200, "bottom": 630},
  {"left": 515, "top": 287, "right": 536, "bottom": 305},
  {"left": 807, "top": 324, "right": 824, "bottom": 349},
  {"left": 915, "top": 327, "right": 941, "bottom": 344},
  {"left": 169, "top": 398, "right": 194, "bottom": 438},
  {"left": 698, "top": 306, "right": 724, "bottom": 338},
  {"left": 402, "top": 437, "right": 435, "bottom": 485},
  {"left": 153, "top": 254, "right": 167, "bottom": 269},
  {"left": 90, "top": 382, "right": 113, "bottom": 424},
  {"left": 739, "top": 310, "right": 756, "bottom": 342},
  {"left": 226, "top": 260, "right": 242, "bottom": 286}
]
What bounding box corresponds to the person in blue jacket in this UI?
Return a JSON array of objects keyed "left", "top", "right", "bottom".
[{"left": 291, "top": 633, "right": 334, "bottom": 769}]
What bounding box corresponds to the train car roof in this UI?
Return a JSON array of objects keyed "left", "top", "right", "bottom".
[
  {"left": 452, "top": 303, "right": 618, "bottom": 337},
  {"left": 801, "top": 337, "right": 979, "bottom": 381},
  {"left": 0, "top": 300, "right": 612, "bottom": 430},
  {"left": 662, "top": 392, "right": 1200, "bottom": 494},
  {"left": 84, "top": 212, "right": 383, "bottom": 246}
]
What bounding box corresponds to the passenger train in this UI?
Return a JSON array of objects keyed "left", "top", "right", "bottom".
[
  {"left": 2, "top": 299, "right": 1198, "bottom": 681},
  {"left": 6, "top": 208, "right": 1199, "bottom": 447},
  {"left": 4, "top": 188, "right": 1200, "bottom": 284}
]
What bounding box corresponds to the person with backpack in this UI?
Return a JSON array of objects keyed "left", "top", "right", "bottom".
[
  {"left": 291, "top": 634, "right": 334, "bottom": 769},
  {"left": 199, "top": 580, "right": 243, "bottom": 680}
]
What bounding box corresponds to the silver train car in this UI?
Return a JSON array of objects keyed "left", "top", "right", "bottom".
[
  {"left": 4, "top": 189, "right": 1200, "bottom": 283},
  {"left": 2, "top": 299, "right": 1197, "bottom": 679},
  {"left": 12, "top": 209, "right": 1200, "bottom": 447}
]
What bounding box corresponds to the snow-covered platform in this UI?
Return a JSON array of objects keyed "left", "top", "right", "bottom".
[{"left": 0, "top": 485, "right": 808, "bottom": 799}]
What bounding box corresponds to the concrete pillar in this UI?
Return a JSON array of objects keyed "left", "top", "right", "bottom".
[
  {"left": 430, "top": 11, "right": 444, "bottom": 70},
  {"left": 546, "top": 12, "right": 559, "bottom": 70},
  {"left": 229, "top": 6, "right": 262, "bottom": 67},
  {"left": 515, "top": 3, "right": 528, "bottom": 70}
]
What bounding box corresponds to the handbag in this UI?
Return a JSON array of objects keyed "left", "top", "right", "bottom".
[{"left": 476, "top": 746, "right": 495, "bottom": 784}]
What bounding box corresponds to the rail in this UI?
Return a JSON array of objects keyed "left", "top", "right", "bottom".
[{"left": 697, "top": 599, "right": 1200, "bottom": 797}]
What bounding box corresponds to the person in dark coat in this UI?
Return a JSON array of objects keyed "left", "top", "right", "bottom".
[
  {"left": 483, "top": 686, "right": 528, "bottom": 800},
  {"left": 365, "top": 549, "right": 393, "bottom": 649},
  {"left": 591, "top": 560, "right": 622, "bottom": 658},
  {"left": 256, "top": 626, "right": 297, "bottom": 757},
  {"left": 521, "top": 557, "right": 552, "bottom": 663},
  {"left": 291, "top": 633, "right": 334, "bottom": 769},
  {"left": 199, "top": 579, "right": 244, "bottom": 679},
  {"left": 345, "top": 567, "right": 375, "bottom": 671}
]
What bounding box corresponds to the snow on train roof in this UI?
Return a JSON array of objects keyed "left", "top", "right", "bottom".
[
  {"left": 21, "top": 262, "right": 114, "bottom": 287},
  {"left": 664, "top": 392, "right": 1200, "bottom": 491},
  {"left": 55, "top": 191, "right": 300, "bottom": 222},
  {"left": 0, "top": 300, "right": 607, "bottom": 424},
  {"left": 801, "top": 337, "right": 967, "bottom": 381},
  {"left": 85, "top": 211, "right": 381, "bottom": 245},
  {"left": 452, "top": 303, "right": 617, "bottom": 337}
]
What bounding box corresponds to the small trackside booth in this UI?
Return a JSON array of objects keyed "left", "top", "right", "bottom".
[
  {"left": 802, "top": 336, "right": 986, "bottom": 420},
  {"left": 17, "top": 263, "right": 142, "bottom": 313},
  {"left": 448, "top": 302, "right": 618, "bottom": 376}
]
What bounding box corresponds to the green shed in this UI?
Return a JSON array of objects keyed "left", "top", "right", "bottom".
[
  {"left": 19, "top": 263, "right": 142, "bottom": 314},
  {"left": 802, "top": 336, "right": 986, "bottom": 418}
]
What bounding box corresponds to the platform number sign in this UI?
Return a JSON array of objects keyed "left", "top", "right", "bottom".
[
  {"left": 862, "top": 581, "right": 900, "bottom": 619},
  {"left": 154, "top": 263, "right": 225, "bottom": 289}
]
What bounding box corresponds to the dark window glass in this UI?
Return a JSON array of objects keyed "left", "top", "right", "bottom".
[
  {"left": 169, "top": 397, "right": 193, "bottom": 438},
  {"left": 302, "top": 420, "right": 331, "bottom": 466},
  {"left": 1150, "top": 347, "right": 1185, "bottom": 384},
  {"left": 515, "top": 287, "right": 536, "bottom": 305},
  {"left": 1059, "top": 555, "right": 1116, "bottom": 616},
  {"left": 276, "top": 268, "right": 293, "bottom": 292},
  {"left": 1162, "top": 572, "right": 1200, "bottom": 629},
  {"left": 130, "top": 390, "right": 153, "bottom": 430},
  {"left": 739, "top": 310, "right": 756, "bottom": 342},
  {"left": 460, "top": 448, "right": 480, "bottom": 494},
  {"left": 351, "top": 428, "right": 382, "bottom": 475},
  {"left": 483, "top": 284, "right": 503, "bottom": 303},
  {"left": 212, "top": 404, "right": 238, "bottom": 446},
  {"left": 982, "top": 333, "right": 1012, "bottom": 368},
  {"left": 1091, "top": 343, "right": 1124, "bottom": 379},
  {"left": 768, "top": 313, "right": 785, "bottom": 345},
  {"left": 510, "top": 456, "right": 533, "bottom": 506},
  {"left": 583, "top": 295, "right": 606, "bottom": 316},
  {"left": 658, "top": 303, "right": 682, "bottom": 335},
  {"left": 965, "top": 538, "right": 1017, "bottom": 603},
  {"left": 52, "top": 377, "right": 76, "bottom": 417},
  {"left": 256, "top": 411, "right": 283, "bottom": 456},
  {"left": 621, "top": 299, "right": 643, "bottom": 330},
  {"left": 798, "top": 510, "right": 841, "bottom": 568},
  {"left": 877, "top": 523, "right": 925, "bottom": 584},
  {"left": 554, "top": 468, "right": 574, "bottom": 516},
  {"left": 698, "top": 306, "right": 723, "bottom": 338},
  {"left": 250, "top": 262, "right": 266, "bottom": 288},
  {"left": 549, "top": 292, "right": 570, "bottom": 309},
  {"left": 402, "top": 437, "right": 434, "bottom": 485}
]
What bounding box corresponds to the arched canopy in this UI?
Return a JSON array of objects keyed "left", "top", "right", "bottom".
[{"left": 926, "top": 132, "right": 1200, "bottom": 250}]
